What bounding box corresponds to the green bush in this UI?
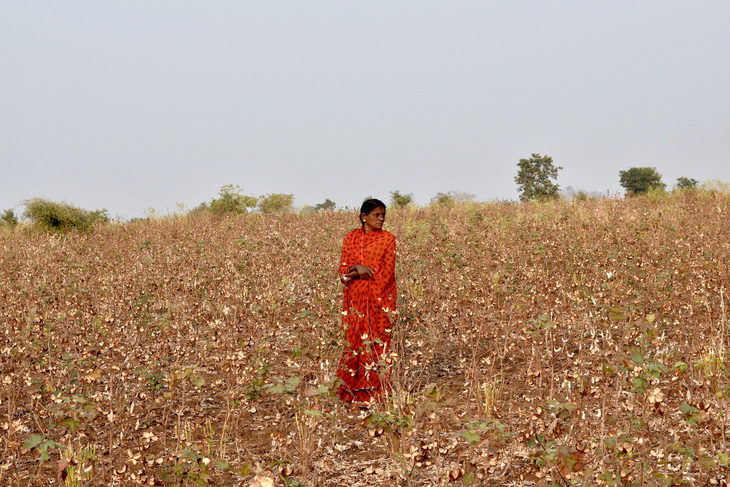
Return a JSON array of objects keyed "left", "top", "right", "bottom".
[
  {"left": 1, "top": 209, "right": 18, "bottom": 227},
  {"left": 205, "top": 185, "right": 258, "bottom": 216},
  {"left": 390, "top": 190, "right": 414, "bottom": 208},
  {"left": 22, "top": 198, "right": 109, "bottom": 233},
  {"left": 619, "top": 167, "right": 665, "bottom": 196},
  {"left": 314, "top": 198, "right": 336, "bottom": 211},
  {"left": 258, "top": 193, "right": 294, "bottom": 214},
  {"left": 676, "top": 177, "right": 698, "bottom": 191},
  {"left": 431, "top": 193, "right": 454, "bottom": 206}
]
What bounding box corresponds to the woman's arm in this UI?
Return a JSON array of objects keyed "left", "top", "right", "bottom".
[{"left": 339, "top": 231, "right": 373, "bottom": 282}]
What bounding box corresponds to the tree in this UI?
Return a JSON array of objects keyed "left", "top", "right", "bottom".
[
  {"left": 431, "top": 193, "right": 455, "bottom": 206},
  {"left": 22, "top": 198, "right": 108, "bottom": 233},
  {"left": 676, "top": 177, "right": 698, "bottom": 191},
  {"left": 618, "top": 167, "right": 665, "bottom": 196},
  {"left": 258, "top": 193, "right": 294, "bottom": 214},
  {"left": 514, "top": 153, "right": 562, "bottom": 201},
  {"left": 207, "top": 184, "right": 258, "bottom": 216},
  {"left": 314, "top": 199, "right": 336, "bottom": 211},
  {"left": 390, "top": 191, "right": 413, "bottom": 208},
  {"left": 561, "top": 186, "right": 603, "bottom": 200},
  {"left": 1, "top": 209, "right": 18, "bottom": 227},
  {"left": 430, "top": 191, "right": 476, "bottom": 206}
]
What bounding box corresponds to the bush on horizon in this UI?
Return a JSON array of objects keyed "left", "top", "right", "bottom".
[
  {"left": 197, "top": 184, "right": 258, "bottom": 217},
  {"left": 1, "top": 209, "right": 18, "bottom": 227},
  {"left": 258, "top": 193, "right": 294, "bottom": 214},
  {"left": 23, "top": 198, "right": 109, "bottom": 233}
]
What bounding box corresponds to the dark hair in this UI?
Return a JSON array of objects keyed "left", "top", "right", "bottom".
[{"left": 360, "top": 198, "right": 386, "bottom": 225}]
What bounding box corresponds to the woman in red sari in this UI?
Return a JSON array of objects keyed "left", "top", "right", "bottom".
[{"left": 337, "top": 199, "right": 397, "bottom": 403}]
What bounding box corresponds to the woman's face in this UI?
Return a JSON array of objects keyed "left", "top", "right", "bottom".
[{"left": 361, "top": 206, "right": 386, "bottom": 232}]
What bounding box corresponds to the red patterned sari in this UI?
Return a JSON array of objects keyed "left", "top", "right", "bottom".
[{"left": 337, "top": 227, "right": 397, "bottom": 403}]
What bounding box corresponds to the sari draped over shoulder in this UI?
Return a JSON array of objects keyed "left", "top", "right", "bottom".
[{"left": 337, "top": 227, "right": 397, "bottom": 403}]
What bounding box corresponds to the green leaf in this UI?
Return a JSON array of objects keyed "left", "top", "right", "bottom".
[
  {"left": 679, "top": 403, "right": 701, "bottom": 425},
  {"left": 462, "top": 471, "right": 475, "bottom": 484},
  {"left": 679, "top": 403, "right": 698, "bottom": 414},
  {"left": 631, "top": 376, "right": 649, "bottom": 393},
  {"left": 629, "top": 347, "right": 645, "bottom": 365},
  {"left": 651, "top": 472, "right": 670, "bottom": 483},
  {"left": 646, "top": 363, "right": 666, "bottom": 378},
  {"left": 602, "top": 363, "right": 616, "bottom": 376},
  {"left": 303, "top": 409, "right": 322, "bottom": 418},
  {"left": 237, "top": 463, "right": 253, "bottom": 476},
  {"left": 699, "top": 454, "right": 716, "bottom": 470},
  {"left": 82, "top": 402, "right": 98, "bottom": 418},
  {"left": 718, "top": 452, "right": 729, "bottom": 466},
  {"left": 214, "top": 461, "right": 231, "bottom": 470},
  {"left": 265, "top": 383, "right": 286, "bottom": 394},
  {"left": 284, "top": 376, "right": 301, "bottom": 391},
  {"left": 461, "top": 431, "right": 481, "bottom": 445},
  {"left": 23, "top": 434, "right": 44, "bottom": 450},
  {"left": 60, "top": 417, "right": 81, "bottom": 433}
]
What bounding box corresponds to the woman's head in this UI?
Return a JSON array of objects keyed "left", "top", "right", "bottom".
[{"left": 360, "top": 198, "right": 386, "bottom": 231}]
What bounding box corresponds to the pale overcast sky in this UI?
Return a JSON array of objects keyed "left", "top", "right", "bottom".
[{"left": 2, "top": 1, "right": 729, "bottom": 218}]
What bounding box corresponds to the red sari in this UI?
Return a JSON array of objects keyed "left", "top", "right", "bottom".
[{"left": 337, "top": 227, "right": 397, "bottom": 403}]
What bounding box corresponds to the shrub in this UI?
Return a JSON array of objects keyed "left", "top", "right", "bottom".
[
  {"left": 206, "top": 185, "right": 258, "bottom": 216},
  {"left": 1, "top": 209, "right": 18, "bottom": 227},
  {"left": 314, "top": 199, "right": 336, "bottom": 212},
  {"left": 619, "top": 167, "right": 665, "bottom": 196},
  {"left": 431, "top": 193, "right": 454, "bottom": 206},
  {"left": 390, "top": 191, "right": 414, "bottom": 208},
  {"left": 22, "top": 198, "right": 109, "bottom": 233},
  {"left": 430, "top": 191, "right": 476, "bottom": 206},
  {"left": 676, "top": 177, "right": 698, "bottom": 191},
  {"left": 258, "top": 193, "right": 294, "bottom": 214}
]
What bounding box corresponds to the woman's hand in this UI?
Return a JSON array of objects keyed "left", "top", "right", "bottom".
[
  {"left": 340, "top": 269, "right": 358, "bottom": 283},
  {"left": 350, "top": 264, "right": 374, "bottom": 280}
]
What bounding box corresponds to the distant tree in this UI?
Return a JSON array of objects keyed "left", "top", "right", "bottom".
[
  {"left": 514, "top": 153, "right": 562, "bottom": 201},
  {"left": 430, "top": 191, "right": 476, "bottom": 206},
  {"left": 258, "top": 193, "right": 294, "bottom": 214},
  {"left": 1, "top": 209, "right": 18, "bottom": 227},
  {"left": 561, "top": 186, "right": 603, "bottom": 200},
  {"left": 431, "top": 193, "right": 454, "bottom": 206},
  {"left": 676, "top": 177, "right": 698, "bottom": 191},
  {"left": 618, "top": 167, "right": 665, "bottom": 196},
  {"left": 89, "top": 209, "right": 111, "bottom": 222},
  {"left": 23, "top": 198, "right": 108, "bottom": 233},
  {"left": 390, "top": 191, "right": 413, "bottom": 208},
  {"left": 314, "top": 199, "right": 336, "bottom": 211},
  {"left": 449, "top": 191, "right": 476, "bottom": 203},
  {"left": 208, "top": 184, "right": 258, "bottom": 216}
]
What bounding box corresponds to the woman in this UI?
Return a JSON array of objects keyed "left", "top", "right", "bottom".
[{"left": 337, "top": 199, "right": 397, "bottom": 403}]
